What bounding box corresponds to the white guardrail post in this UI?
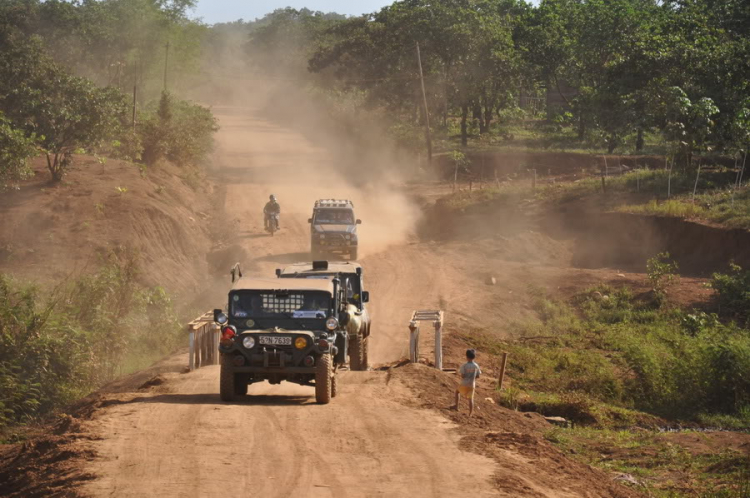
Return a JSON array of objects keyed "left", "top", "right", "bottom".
[
  {"left": 211, "top": 323, "right": 220, "bottom": 365},
  {"left": 188, "top": 330, "right": 195, "bottom": 371},
  {"left": 409, "top": 321, "right": 420, "bottom": 363},
  {"left": 409, "top": 310, "right": 445, "bottom": 369},
  {"left": 187, "top": 312, "right": 216, "bottom": 371}
]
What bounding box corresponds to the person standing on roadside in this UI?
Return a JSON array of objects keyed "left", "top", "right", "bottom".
[{"left": 454, "top": 349, "right": 481, "bottom": 416}]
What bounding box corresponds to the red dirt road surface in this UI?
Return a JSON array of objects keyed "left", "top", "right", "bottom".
[
  {"left": 79, "top": 107, "right": 503, "bottom": 498},
  {"left": 3, "top": 105, "right": 641, "bottom": 498}
]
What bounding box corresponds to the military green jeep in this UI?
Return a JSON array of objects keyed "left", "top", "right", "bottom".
[
  {"left": 276, "top": 260, "right": 371, "bottom": 371},
  {"left": 213, "top": 274, "right": 350, "bottom": 404}
]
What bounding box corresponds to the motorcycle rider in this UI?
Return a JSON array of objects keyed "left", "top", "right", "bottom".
[{"left": 264, "top": 194, "right": 280, "bottom": 230}]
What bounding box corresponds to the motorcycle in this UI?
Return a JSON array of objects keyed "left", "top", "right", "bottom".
[{"left": 265, "top": 212, "right": 280, "bottom": 236}]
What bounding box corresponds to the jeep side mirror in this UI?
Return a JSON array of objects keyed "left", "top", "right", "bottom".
[
  {"left": 308, "top": 218, "right": 312, "bottom": 223},
  {"left": 356, "top": 219, "right": 362, "bottom": 224},
  {"left": 275, "top": 269, "right": 281, "bottom": 277},
  {"left": 361, "top": 291, "right": 369, "bottom": 303},
  {"left": 214, "top": 309, "right": 228, "bottom": 325}
]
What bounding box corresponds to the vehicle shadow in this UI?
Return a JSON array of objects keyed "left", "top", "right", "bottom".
[
  {"left": 125, "top": 393, "right": 315, "bottom": 406},
  {"left": 239, "top": 232, "right": 270, "bottom": 240},
  {"left": 255, "top": 252, "right": 311, "bottom": 264}
]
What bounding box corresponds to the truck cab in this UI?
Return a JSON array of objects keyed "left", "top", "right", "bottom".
[
  {"left": 308, "top": 199, "right": 361, "bottom": 261},
  {"left": 277, "top": 260, "right": 371, "bottom": 370}
]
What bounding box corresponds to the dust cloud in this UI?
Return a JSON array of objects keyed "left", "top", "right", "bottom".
[{"left": 184, "top": 25, "right": 427, "bottom": 259}]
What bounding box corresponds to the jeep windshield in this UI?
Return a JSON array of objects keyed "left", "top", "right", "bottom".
[
  {"left": 231, "top": 290, "right": 332, "bottom": 321},
  {"left": 313, "top": 209, "right": 354, "bottom": 224}
]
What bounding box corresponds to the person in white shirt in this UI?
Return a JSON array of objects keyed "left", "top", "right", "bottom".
[{"left": 454, "top": 349, "right": 481, "bottom": 416}]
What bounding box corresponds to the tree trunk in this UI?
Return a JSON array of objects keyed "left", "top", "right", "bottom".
[
  {"left": 461, "top": 105, "right": 469, "bottom": 146},
  {"left": 607, "top": 138, "right": 617, "bottom": 154},
  {"left": 47, "top": 153, "right": 63, "bottom": 182},
  {"left": 46, "top": 152, "right": 70, "bottom": 182},
  {"left": 577, "top": 114, "right": 585, "bottom": 140},
  {"left": 636, "top": 128, "right": 644, "bottom": 152},
  {"left": 472, "top": 104, "right": 482, "bottom": 122},
  {"left": 484, "top": 106, "right": 493, "bottom": 135}
]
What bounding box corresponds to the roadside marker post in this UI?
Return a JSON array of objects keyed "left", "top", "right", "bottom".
[{"left": 497, "top": 352, "right": 509, "bottom": 390}]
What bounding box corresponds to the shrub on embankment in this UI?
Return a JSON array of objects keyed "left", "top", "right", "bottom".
[
  {"left": 0, "top": 251, "right": 181, "bottom": 434},
  {"left": 467, "top": 266, "right": 750, "bottom": 428}
]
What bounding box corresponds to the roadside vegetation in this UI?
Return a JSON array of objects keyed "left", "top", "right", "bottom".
[
  {"left": 456, "top": 255, "right": 750, "bottom": 495},
  {"left": 545, "top": 427, "right": 750, "bottom": 497},
  {"left": 0, "top": 0, "right": 218, "bottom": 190},
  {"left": 0, "top": 251, "right": 182, "bottom": 438},
  {"left": 479, "top": 256, "right": 750, "bottom": 428},
  {"left": 436, "top": 165, "right": 750, "bottom": 230},
  {"left": 240, "top": 2, "right": 750, "bottom": 164}
]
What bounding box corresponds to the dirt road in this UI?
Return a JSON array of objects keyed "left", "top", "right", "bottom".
[{"left": 80, "top": 107, "right": 502, "bottom": 497}]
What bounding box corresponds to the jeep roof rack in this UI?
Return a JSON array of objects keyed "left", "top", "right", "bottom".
[
  {"left": 312, "top": 260, "right": 329, "bottom": 270},
  {"left": 314, "top": 199, "right": 354, "bottom": 208}
]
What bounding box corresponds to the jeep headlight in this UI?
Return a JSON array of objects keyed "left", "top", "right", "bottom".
[
  {"left": 345, "top": 234, "right": 351, "bottom": 240},
  {"left": 319, "top": 233, "right": 326, "bottom": 239},
  {"left": 325, "top": 317, "right": 339, "bottom": 331},
  {"left": 242, "top": 336, "right": 256, "bottom": 349}
]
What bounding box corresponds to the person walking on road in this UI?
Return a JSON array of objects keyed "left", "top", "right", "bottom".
[{"left": 453, "top": 349, "right": 481, "bottom": 416}]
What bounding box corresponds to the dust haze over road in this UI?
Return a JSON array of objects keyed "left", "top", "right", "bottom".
[{"left": 80, "top": 96, "right": 503, "bottom": 496}]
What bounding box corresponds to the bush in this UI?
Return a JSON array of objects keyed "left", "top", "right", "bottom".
[
  {"left": 0, "top": 113, "right": 37, "bottom": 191},
  {"left": 487, "top": 281, "right": 750, "bottom": 426},
  {"left": 0, "top": 251, "right": 181, "bottom": 431},
  {"left": 646, "top": 252, "right": 679, "bottom": 302},
  {"left": 140, "top": 92, "right": 218, "bottom": 168},
  {"left": 711, "top": 263, "right": 750, "bottom": 326}
]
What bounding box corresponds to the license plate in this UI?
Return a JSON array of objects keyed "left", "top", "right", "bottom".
[{"left": 259, "top": 336, "right": 292, "bottom": 346}]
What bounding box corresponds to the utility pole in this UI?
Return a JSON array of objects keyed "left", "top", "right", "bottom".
[
  {"left": 416, "top": 42, "right": 433, "bottom": 167},
  {"left": 163, "top": 41, "right": 170, "bottom": 92},
  {"left": 132, "top": 61, "right": 138, "bottom": 131}
]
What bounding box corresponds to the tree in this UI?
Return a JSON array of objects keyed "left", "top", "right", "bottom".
[
  {"left": 25, "top": 73, "right": 128, "bottom": 181},
  {"left": 140, "top": 91, "right": 218, "bottom": 167},
  {"left": 0, "top": 114, "right": 37, "bottom": 191},
  {"left": 656, "top": 86, "right": 719, "bottom": 168},
  {"left": 309, "top": 0, "right": 523, "bottom": 145}
]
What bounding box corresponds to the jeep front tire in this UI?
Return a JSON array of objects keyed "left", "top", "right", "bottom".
[
  {"left": 219, "top": 355, "right": 236, "bottom": 402},
  {"left": 315, "top": 353, "right": 332, "bottom": 404}
]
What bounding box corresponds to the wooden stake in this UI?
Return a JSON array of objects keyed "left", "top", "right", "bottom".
[
  {"left": 497, "top": 352, "right": 509, "bottom": 389},
  {"left": 692, "top": 159, "right": 702, "bottom": 202}
]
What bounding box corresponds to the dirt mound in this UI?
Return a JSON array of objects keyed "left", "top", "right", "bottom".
[
  {"left": 558, "top": 211, "right": 750, "bottom": 275},
  {"left": 433, "top": 150, "right": 734, "bottom": 181},
  {"left": 0, "top": 397, "right": 105, "bottom": 498},
  {"left": 389, "top": 362, "right": 642, "bottom": 497},
  {"left": 421, "top": 192, "right": 749, "bottom": 278},
  {"left": 0, "top": 156, "right": 223, "bottom": 305}
]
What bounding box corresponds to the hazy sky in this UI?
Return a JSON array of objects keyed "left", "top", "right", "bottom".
[{"left": 192, "top": 1, "right": 391, "bottom": 24}]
